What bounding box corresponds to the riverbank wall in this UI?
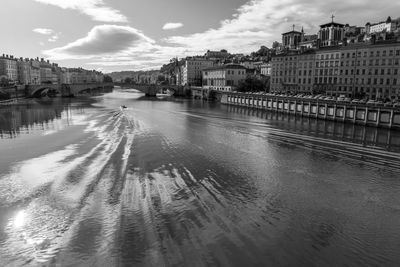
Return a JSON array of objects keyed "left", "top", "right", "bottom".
[
  {"left": 0, "top": 85, "right": 26, "bottom": 100},
  {"left": 221, "top": 92, "right": 400, "bottom": 130}
]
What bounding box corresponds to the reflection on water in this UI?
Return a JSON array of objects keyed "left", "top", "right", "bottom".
[
  {"left": 0, "top": 90, "right": 400, "bottom": 266},
  {"left": 224, "top": 105, "right": 400, "bottom": 152},
  {"left": 0, "top": 98, "right": 94, "bottom": 139}
]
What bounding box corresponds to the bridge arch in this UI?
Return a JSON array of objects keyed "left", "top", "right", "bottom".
[
  {"left": 31, "top": 86, "right": 60, "bottom": 98},
  {"left": 131, "top": 84, "right": 182, "bottom": 96}
]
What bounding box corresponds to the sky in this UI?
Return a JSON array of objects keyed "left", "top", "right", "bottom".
[{"left": 1, "top": 0, "right": 400, "bottom": 73}]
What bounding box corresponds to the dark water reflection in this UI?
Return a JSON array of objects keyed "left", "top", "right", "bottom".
[
  {"left": 0, "top": 90, "right": 400, "bottom": 266},
  {"left": 224, "top": 105, "right": 400, "bottom": 152},
  {"left": 0, "top": 98, "right": 94, "bottom": 139}
]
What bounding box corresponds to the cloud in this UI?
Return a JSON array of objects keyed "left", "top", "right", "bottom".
[
  {"left": 164, "top": 0, "right": 400, "bottom": 53},
  {"left": 44, "top": 25, "right": 155, "bottom": 59},
  {"left": 42, "top": 0, "right": 400, "bottom": 72},
  {"left": 33, "top": 0, "right": 127, "bottom": 23},
  {"left": 33, "top": 28, "right": 54, "bottom": 35},
  {"left": 162, "top": 23, "right": 184, "bottom": 30},
  {"left": 48, "top": 33, "right": 61, "bottom": 42}
]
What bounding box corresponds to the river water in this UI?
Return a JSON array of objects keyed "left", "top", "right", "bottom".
[{"left": 0, "top": 89, "right": 400, "bottom": 267}]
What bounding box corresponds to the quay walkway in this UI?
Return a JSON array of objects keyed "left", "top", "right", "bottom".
[{"left": 221, "top": 92, "right": 400, "bottom": 130}]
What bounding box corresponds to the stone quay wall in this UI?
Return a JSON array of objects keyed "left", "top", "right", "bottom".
[{"left": 221, "top": 92, "right": 400, "bottom": 130}]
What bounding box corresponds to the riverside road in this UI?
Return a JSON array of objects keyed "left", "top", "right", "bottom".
[{"left": 0, "top": 89, "right": 400, "bottom": 266}]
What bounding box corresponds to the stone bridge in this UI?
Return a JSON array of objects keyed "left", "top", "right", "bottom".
[
  {"left": 117, "top": 84, "right": 186, "bottom": 97},
  {"left": 26, "top": 83, "right": 114, "bottom": 97}
]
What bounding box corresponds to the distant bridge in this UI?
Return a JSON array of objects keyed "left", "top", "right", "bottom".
[
  {"left": 26, "top": 83, "right": 114, "bottom": 98},
  {"left": 116, "top": 84, "right": 187, "bottom": 97}
]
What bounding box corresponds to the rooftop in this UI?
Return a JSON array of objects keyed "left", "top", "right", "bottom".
[
  {"left": 320, "top": 22, "right": 345, "bottom": 28},
  {"left": 282, "top": 30, "right": 302, "bottom": 35},
  {"left": 202, "top": 64, "right": 247, "bottom": 71}
]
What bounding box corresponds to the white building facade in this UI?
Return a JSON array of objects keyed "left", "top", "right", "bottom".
[
  {"left": 181, "top": 58, "right": 214, "bottom": 86},
  {"left": 202, "top": 64, "right": 247, "bottom": 92}
]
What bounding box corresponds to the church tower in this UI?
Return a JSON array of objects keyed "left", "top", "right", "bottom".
[
  {"left": 318, "top": 15, "right": 345, "bottom": 47},
  {"left": 282, "top": 25, "right": 304, "bottom": 50}
]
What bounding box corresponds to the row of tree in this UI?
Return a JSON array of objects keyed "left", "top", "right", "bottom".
[{"left": 236, "top": 76, "right": 270, "bottom": 93}]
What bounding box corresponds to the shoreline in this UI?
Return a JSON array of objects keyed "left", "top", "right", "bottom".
[{"left": 221, "top": 92, "right": 400, "bottom": 130}]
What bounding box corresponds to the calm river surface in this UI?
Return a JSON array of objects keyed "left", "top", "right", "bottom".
[{"left": 1, "top": 89, "right": 400, "bottom": 266}]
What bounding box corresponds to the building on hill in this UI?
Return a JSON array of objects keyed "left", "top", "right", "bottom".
[
  {"left": 299, "top": 34, "right": 318, "bottom": 49},
  {"left": 260, "top": 63, "right": 271, "bottom": 76},
  {"left": 181, "top": 57, "right": 214, "bottom": 86},
  {"left": 366, "top": 16, "right": 398, "bottom": 34},
  {"left": 318, "top": 19, "right": 345, "bottom": 47},
  {"left": 282, "top": 26, "right": 304, "bottom": 50},
  {"left": 205, "top": 50, "right": 230, "bottom": 60}
]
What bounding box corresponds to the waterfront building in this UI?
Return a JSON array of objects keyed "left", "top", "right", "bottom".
[
  {"left": 271, "top": 42, "right": 400, "bottom": 100},
  {"left": 271, "top": 51, "right": 316, "bottom": 94},
  {"left": 181, "top": 58, "right": 214, "bottom": 86},
  {"left": 17, "top": 59, "right": 31, "bottom": 85},
  {"left": 175, "top": 65, "right": 183, "bottom": 86},
  {"left": 40, "top": 67, "right": 53, "bottom": 84},
  {"left": 202, "top": 64, "right": 246, "bottom": 92},
  {"left": 59, "top": 68, "right": 71, "bottom": 84},
  {"left": 30, "top": 59, "right": 41, "bottom": 85},
  {"left": 0, "top": 54, "right": 18, "bottom": 82},
  {"left": 39, "top": 59, "right": 53, "bottom": 84}
]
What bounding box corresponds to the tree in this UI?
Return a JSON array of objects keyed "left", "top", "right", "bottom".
[
  {"left": 124, "top": 77, "right": 132, "bottom": 84},
  {"left": 272, "top": 41, "right": 280, "bottom": 49},
  {"left": 103, "top": 75, "right": 113, "bottom": 83},
  {"left": 157, "top": 75, "right": 165, "bottom": 83},
  {"left": 237, "top": 76, "right": 266, "bottom": 92}
]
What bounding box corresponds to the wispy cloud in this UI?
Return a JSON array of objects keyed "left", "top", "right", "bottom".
[
  {"left": 48, "top": 33, "right": 61, "bottom": 42},
  {"left": 43, "top": 25, "right": 155, "bottom": 59},
  {"left": 33, "top": 0, "right": 127, "bottom": 23},
  {"left": 162, "top": 23, "right": 184, "bottom": 30},
  {"left": 33, "top": 28, "right": 54, "bottom": 35},
  {"left": 44, "top": 0, "right": 400, "bottom": 71},
  {"left": 164, "top": 0, "right": 400, "bottom": 53}
]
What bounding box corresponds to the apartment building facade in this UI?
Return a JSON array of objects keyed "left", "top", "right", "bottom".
[
  {"left": 181, "top": 58, "right": 214, "bottom": 86},
  {"left": 0, "top": 55, "right": 18, "bottom": 82},
  {"left": 202, "top": 64, "right": 247, "bottom": 92},
  {"left": 271, "top": 42, "right": 400, "bottom": 100}
]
